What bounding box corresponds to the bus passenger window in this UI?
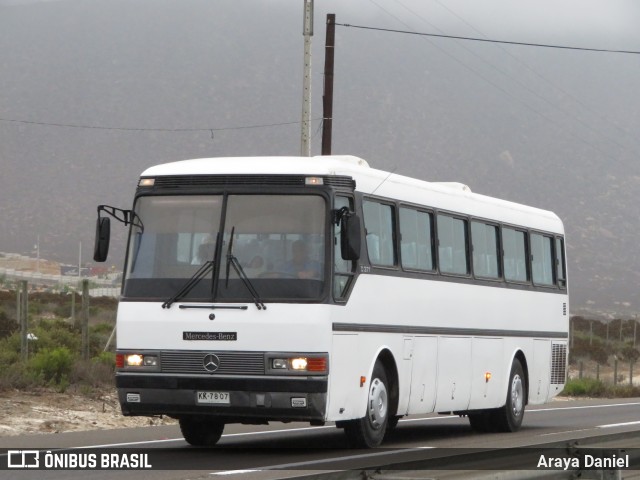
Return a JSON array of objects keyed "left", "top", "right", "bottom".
[
  {"left": 502, "top": 227, "right": 528, "bottom": 282},
  {"left": 471, "top": 221, "right": 500, "bottom": 279},
  {"left": 531, "top": 233, "right": 554, "bottom": 286},
  {"left": 437, "top": 214, "right": 469, "bottom": 275},
  {"left": 400, "top": 208, "right": 434, "bottom": 271},
  {"left": 363, "top": 200, "right": 396, "bottom": 267}
]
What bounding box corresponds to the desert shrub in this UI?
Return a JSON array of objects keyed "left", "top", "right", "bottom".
[
  {"left": 561, "top": 378, "right": 606, "bottom": 397},
  {"left": 0, "top": 362, "right": 41, "bottom": 390},
  {"left": 0, "top": 309, "right": 17, "bottom": 340},
  {"left": 70, "top": 356, "right": 114, "bottom": 388},
  {"left": 89, "top": 325, "right": 116, "bottom": 357},
  {"left": 0, "top": 333, "right": 22, "bottom": 368},
  {"left": 30, "top": 319, "right": 80, "bottom": 354},
  {"left": 93, "top": 351, "right": 115, "bottom": 367},
  {"left": 620, "top": 343, "right": 640, "bottom": 363},
  {"left": 607, "top": 384, "right": 640, "bottom": 398},
  {"left": 570, "top": 335, "right": 609, "bottom": 365},
  {"left": 28, "top": 347, "right": 74, "bottom": 385}
]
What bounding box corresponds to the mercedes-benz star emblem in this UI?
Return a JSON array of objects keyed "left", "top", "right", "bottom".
[{"left": 203, "top": 353, "right": 220, "bottom": 373}]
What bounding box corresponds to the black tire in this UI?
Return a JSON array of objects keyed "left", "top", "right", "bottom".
[
  {"left": 343, "top": 362, "right": 389, "bottom": 448},
  {"left": 491, "top": 358, "right": 526, "bottom": 432},
  {"left": 468, "top": 411, "right": 492, "bottom": 433},
  {"left": 179, "top": 416, "right": 225, "bottom": 446},
  {"left": 387, "top": 415, "right": 401, "bottom": 431}
]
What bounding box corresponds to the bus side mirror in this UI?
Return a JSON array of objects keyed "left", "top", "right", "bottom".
[
  {"left": 341, "top": 213, "right": 361, "bottom": 261},
  {"left": 93, "top": 217, "right": 111, "bottom": 262}
]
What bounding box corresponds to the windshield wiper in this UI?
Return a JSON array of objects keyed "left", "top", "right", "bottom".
[
  {"left": 225, "top": 227, "right": 266, "bottom": 310},
  {"left": 162, "top": 233, "right": 220, "bottom": 309},
  {"left": 161, "top": 260, "right": 215, "bottom": 309}
]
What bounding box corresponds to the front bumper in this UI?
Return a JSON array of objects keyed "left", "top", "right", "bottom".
[{"left": 116, "top": 373, "right": 328, "bottom": 422}]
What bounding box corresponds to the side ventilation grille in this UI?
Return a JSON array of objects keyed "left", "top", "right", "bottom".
[{"left": 550, "top": 343, "right": 567, "bottom": 384}]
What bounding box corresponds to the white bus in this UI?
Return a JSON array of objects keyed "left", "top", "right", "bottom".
[{"left": 94, "top": 155, "right": 568, "bottom": 448}]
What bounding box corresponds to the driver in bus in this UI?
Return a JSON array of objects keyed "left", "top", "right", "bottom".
[{"left": 283, "top": 240, "right": 320, "bottom": 279}]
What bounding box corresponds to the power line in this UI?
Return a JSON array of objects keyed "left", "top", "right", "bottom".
[
  {"left": 335, "top": 22, "right": 640, "bottom": 55},
  {"left": 386, "top": 0, "right": 640, "bottom": 156},
  {"left": 0, "top": 117, "right": 319, "bottom": 134},
  {"left": 416, "top": 0, "right": 640, "bottom": 150},
  {"left": 346, "top": 1, "right": 640, "bottom": 171}
]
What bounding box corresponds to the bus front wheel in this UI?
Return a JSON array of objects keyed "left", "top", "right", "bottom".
[
  {"left": 179, "top": 416, "right": 225, "bottom": 446},
  {"left": 493, "top": 358, "right": 526, "bottom": 432},
  {"left": 344, "top": 362, "right": 389, "bottom": 448}
]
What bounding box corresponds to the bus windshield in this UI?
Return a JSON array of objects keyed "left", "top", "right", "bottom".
[{"left": 123, "top": 194, "right": 327, "bottom": 302}]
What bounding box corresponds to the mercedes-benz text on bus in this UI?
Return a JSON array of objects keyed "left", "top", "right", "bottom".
[{"left": 94, "top": 155, "right": 568, "bottom": 448}]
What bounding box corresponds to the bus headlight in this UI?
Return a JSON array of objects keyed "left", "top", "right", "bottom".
[
  {"left": 290, "top": 358, "right": 308, "bottom": 370},
  {"left": 268, "top": 355, "right": 328, "bottom": 375},
  {"left": 119, "top": 353, "right": 158, "bottom": 368},
  {"left": 125, "top": 354, "right": 144, "bottom": 367},
  {"left": 272, "top": 358, "right": 288, "bottom": 369}
]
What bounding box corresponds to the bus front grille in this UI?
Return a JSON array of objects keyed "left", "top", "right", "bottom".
[
  {"left": 160, "top": 351, "right": 265, "bottom": 375},
  {"left": 550, "top": 343, "right": 567, "bottom": 384}
]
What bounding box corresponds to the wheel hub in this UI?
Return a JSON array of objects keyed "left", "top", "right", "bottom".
[
  {"left": 511, "top": 373, "right": 524, "bottom": 417},
  {"left": 368, "top": 377, "right": 388, "bottom": 429}
]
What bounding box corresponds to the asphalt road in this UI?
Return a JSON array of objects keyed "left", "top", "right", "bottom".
[{"left": 1, "top": 397, "right": 640, "bottom": 480}]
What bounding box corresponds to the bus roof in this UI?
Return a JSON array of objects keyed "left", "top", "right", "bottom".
[{"left": 141, "top": 155, "right": 563, "bottom": 234}]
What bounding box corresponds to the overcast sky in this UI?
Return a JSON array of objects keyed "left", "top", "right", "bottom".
[{"left": 1, "top": 0, "right": 640, "bottom": 313}]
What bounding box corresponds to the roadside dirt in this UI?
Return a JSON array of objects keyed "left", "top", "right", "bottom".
[{"left": 0, "top": 389, "right": 176, "bottom": 437}]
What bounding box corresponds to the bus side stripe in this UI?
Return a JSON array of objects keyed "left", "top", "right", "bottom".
[{"left": 332, "top": 322, "right": 568, "bottom": 339}]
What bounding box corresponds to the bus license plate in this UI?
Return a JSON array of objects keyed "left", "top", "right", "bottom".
[{"left": 196, "top": 391, "right": 230, "bottom": 404}]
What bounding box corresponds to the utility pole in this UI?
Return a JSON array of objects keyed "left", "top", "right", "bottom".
[
  {"left": 20, "top": 281, "right": 28, "bottom": 361},
  {"left": 300, "top": 0, "right": 313, "bottom": 157},
  {"left": 81, "top": 279, "right": 90, "bottom": 361},
  {"left": 321, "top": 14, "right": 336, "bottom": 156}
]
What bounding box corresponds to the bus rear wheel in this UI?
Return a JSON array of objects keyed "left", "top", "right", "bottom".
[
  {"left": 344, "top": 362, "right": 389, "bottom": 448},
  {"left": 179, "top": 416, "right": 225, "bottom": 446}
]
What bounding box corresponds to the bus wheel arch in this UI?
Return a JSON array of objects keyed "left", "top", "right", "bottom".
[
  {"left": 343, "top": 349, "right": 399, "bottom": 447},
  {"left": 513, "top": 350, "right": 529, "bottom": 406},
  {"left": 377, "top": 348, "right": 400, "bottom": 428}
]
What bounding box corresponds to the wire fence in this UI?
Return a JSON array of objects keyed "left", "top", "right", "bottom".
[{"left": 569, "top": 316, "right": 639, "bottom": 386}]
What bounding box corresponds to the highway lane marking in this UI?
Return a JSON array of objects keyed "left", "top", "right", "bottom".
[
  {"left": 74, "top": 417, "right": 457, "bottom": 449},
  {"left": 214, "top": 470, "right": 260, "bottom": 475},
  {"left": 598, "top": 420, "right": 640, "bottom": 428},
  {"left": 20, "top": 401, "right": 639, "bottom": 450},
  {"left": 538, "top": 419, "right": 640, "bottom": 437},
  {"left": 539, "top": 428, "right": 595, "bottom": 437},
  {"left": 528, "top": 402, "right": 640, "bottom": 413}
]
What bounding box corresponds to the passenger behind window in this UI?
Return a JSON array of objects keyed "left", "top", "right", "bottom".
[{"left": 192, "top": 236, "right": 215, "bottom": 265}]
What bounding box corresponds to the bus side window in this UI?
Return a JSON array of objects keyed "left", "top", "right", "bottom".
[
  {"left": 531, "top": 233, "right": 555, "bottom": 286},
  {"left": 363, "top": 200, "right": 396, "bottom": 267},
  {"left": 437, "top": 214, "right": 469, "bottom": 275},
  {"left": 556, "top": 237, "right": 567, "bottom": 288},
  {"left": 471, "top": 221, "right": 500, "bottom": 279},
  {"left": 503, "top": 227, "right": 529, "bottom": 283},
  {"left": 399, "top": 207, "right": 434, "bottom": 271}
]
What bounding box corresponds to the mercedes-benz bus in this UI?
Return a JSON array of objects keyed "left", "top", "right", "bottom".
[{"left": 94, "top": 155, "right": 568, "bottom": 448}]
